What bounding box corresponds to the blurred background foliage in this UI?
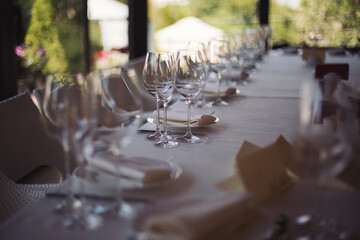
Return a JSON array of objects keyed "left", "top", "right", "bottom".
[
  {"left": 13, "top": 0, "right": 360, "bottom": 91},
  {"left": 15, "top": 0, "right": 84, "bottom": 76},
  {"left": 150, "top": 0, "right": 360, "bottom": 47}
]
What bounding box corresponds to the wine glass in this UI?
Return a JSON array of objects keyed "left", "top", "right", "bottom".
[
  {"left": 187, "top": 41, "right": 210, "bottom": 107},
  {"left": 143, "top": 52, "right": 179, "bottom": 148},
  {"left": 142, "top": 52, "right": 162, "bottom": 142},
  {"left": 43, "top": 73, "right": 103, "bottom": 230},
  {"left": 243, "top": 28, "right": 261, "bottom": 73},
  {"left": 92, "top": 66, "right": 143, "bottom": 218},
  {"left": 174, "top": 49, "right": 206, "bottom": 143},
  {"left": 292, "top": 79, "right": 352, "bottom": 238},
  {"left": 42, "top": 73, "right": 73, "bottom": 208},
  {"left": 206, "top": 39, "right": 231, "bottom": 107},
  {"left": 156, "top": 52, "right": 179, "bottom": 148}
]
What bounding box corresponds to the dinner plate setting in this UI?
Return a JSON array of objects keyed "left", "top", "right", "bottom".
[{"left": 74, "top": 152, "right": 183, "bottom": 192}]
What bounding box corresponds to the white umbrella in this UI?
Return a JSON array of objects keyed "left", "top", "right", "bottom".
[
  {"left": 87, "top": 0, "right": 129, "bottom": 50},
  {"left": 88, "top": 0, "right": 128, "bottom": 20},
  {"left": 155, "top": 16, "right": 225, "bottom": 52}
]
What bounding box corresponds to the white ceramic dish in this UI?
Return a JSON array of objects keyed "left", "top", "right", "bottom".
[
  {"left": 74, "top": 157, "right": 182, "bottom": 192},
  {"left": 147, "top": 115, "right": 219, "bottom": 128}
]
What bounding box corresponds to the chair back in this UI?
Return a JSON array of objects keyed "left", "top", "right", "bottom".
[
  {"left": 315, "top": 63, "right": 349, "bottom": 80},
  {"left": 0, "top": 92, "right": 65, "bottom": 181}
]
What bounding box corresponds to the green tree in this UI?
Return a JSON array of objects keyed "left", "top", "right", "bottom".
[
  {"left": 270, "top": 0, "right": 301, "bottom": 46},
  {"left": 25, "top": 0, "right": 68, "bottom": 74},
  {"left": 298, "top": 0, "right": 360, "bottom": 47},
  {"left": 52, "top": 0, "right": 84, "bottom": 73}
]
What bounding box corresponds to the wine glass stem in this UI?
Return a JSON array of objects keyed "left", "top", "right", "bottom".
[
  {"left": 155, "top": 95, "right": 161, "bottom": 134},
  {"left": 185, "top": 98, "right": 193, "bottom": 138},
  {"left": 114, "top": 157, "right": 123, "bottom": 214},
  {"left": 163, "top": 101, "right": 169, "bottom": 142},
  {"left": 62, "top": 136, "right": 75, "bottom": 209},
  {"left": 78, "top": 158, "right": 89, "bottom": 220},
  {"left": 216, "top": 72, "right": 222, "bottom": 104}
]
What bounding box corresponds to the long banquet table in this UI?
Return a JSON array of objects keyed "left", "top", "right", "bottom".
[{"left": 1, "top": 52, "right": 360, "bottom": 239}]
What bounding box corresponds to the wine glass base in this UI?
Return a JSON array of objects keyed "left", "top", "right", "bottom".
[
  {"left": 61, "top": 199, "right": 104, "bottom": 230},
  {"left": 94, "top": 201, "right": 134, "bottom": 220},
  {"left": 155, "top": 140, "right": 179, "bottom": 148},
  {"left": 145, "top": 131, "right": 162, "bottom": 141},
  {"left": 206, "top": 100, "right": 229, "bottom": 107},
  {"left": 176, "top": 134, "right": 205, "bottom": 144}
]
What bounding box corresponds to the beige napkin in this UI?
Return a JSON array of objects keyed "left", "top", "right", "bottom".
[
  {"left": 88, "top": 152, "right": 172, "bottom": 184},
  {"left": 302, "top": 48, "right": 326, "bottom": 62},
  {"left": 202, "top": 82, "right": 239, "bottom": 96},
  {"left": 306, "top": 55, "right": 323, "bottom": 67},
  {"left": 323, "top": 72, "right": 341, "bottom": 98},
  {"left": 145, "top": 193, "right": 256, "bottom": 240},
  {"left": 217, "top": 136, "right": 300, "bottom": 201},
  {"left": 218, "top": 135, "right": 359, "bottom": 196},
  {"left": 156, "top": 108, "right": 217, "bottom": 127}
]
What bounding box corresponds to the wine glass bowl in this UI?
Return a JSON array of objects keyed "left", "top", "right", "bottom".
[
  {"left": 294, "top": 79, "right": 352, "bottom": 182},
  {"left": 207, "top": 39, "right": 231, "bottom": 107}
]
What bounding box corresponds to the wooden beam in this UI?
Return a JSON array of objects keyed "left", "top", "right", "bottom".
[
  {"left": 0, "top": 1, "right": 17, "bottom": 101},
  {"left": 128, "top": 0, "right": 148, "bottom": 60},
  {"left": 259, "top": 0, "right": 269, "bottom": 26},
  {"left": 82, "top": 0, "right": 90, "bottom": 73}
]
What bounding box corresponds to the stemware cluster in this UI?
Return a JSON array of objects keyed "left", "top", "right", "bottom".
[
  {"left": 142, "top": 25, "right": 272, "bottom": 147},
  {"left": 43, "top": 73, "right": 103, "bottom": 229},
  {"left": 41, "top": 68, "right": 143, "bottom": 231},
  {"left": 142, "top": 50, "right": 207, "bottom": 147}
]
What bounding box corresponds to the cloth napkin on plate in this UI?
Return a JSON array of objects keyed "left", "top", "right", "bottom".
[
  {"left": 156, "top": 104, "right": 217, "bottom": 127},
  {"left": 145, "top": 193, "right": 256, "bottom": 240},
  {"left": 88, "top": 151, "right": 172, "bottom": 184},
  {"left": 202, "top": 82, "right": 238, "bottom": 96}
]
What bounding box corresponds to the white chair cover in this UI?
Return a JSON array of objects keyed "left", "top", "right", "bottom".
[
  {"left": 0, "top": 92, "right": 66, "bottom": 181},
  {"left": 123, "top": 56, "right": 157, "bottom": 111}
]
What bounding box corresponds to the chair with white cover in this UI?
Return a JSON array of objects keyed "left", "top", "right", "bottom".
[{"left": 0, "top": 92, "right": 65, "bottom": 223}]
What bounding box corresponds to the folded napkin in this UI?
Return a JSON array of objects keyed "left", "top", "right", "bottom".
[
  {"left": 306, "top": 55, "right": 323, "bottom": 67},
  {"left": 202, "top": 82, "right": 239, "bottom": 96},
  {"left": 302, "top": 48, "right": 326, "bottom": 62},
  {"left": 323, "top": 72, "right": 341, "bottom": 98},
  {"left": 155, "top": 108, "right": 217, "bottom": 127},
  {"left": 222, "top": 69, "right": 249, "bottom": 81},
  {"left": 217, "top": 136, "right": 300, "bottom": 202},
  {"left": 88, "top": 152, "right": 172, "bottom": 184},
  {"left": 145, "top": 193, "right": 256, "bottom": 240}
]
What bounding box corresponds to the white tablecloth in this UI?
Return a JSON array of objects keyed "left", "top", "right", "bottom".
[{"left": 1, "top": 53, "right": 359, "bottom": 239}]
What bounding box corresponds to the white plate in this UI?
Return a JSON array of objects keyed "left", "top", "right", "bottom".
[
  {"left": 201, "top": 88, "right": 241, "bottom": 97},
  {"left": 147, "top": 115, "right": 219, "bottom": 128},
  {"left": 74, "top": 157, "right": 182, "bottom": 192}
]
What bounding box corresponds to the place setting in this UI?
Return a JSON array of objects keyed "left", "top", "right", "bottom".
[
  {"left": 140, "top": 49, "right": 220, "bottom": 147},
  {"left": 74, "top": 153, "right": 183, "bottom": 193}
]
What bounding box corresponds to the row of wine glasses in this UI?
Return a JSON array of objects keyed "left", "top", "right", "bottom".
[
  {"left": 43, "top": 73, "right": 103, "bottom": 229},
  {"left": 142, "top": 49, "right": 207, "bottom": 148}
]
